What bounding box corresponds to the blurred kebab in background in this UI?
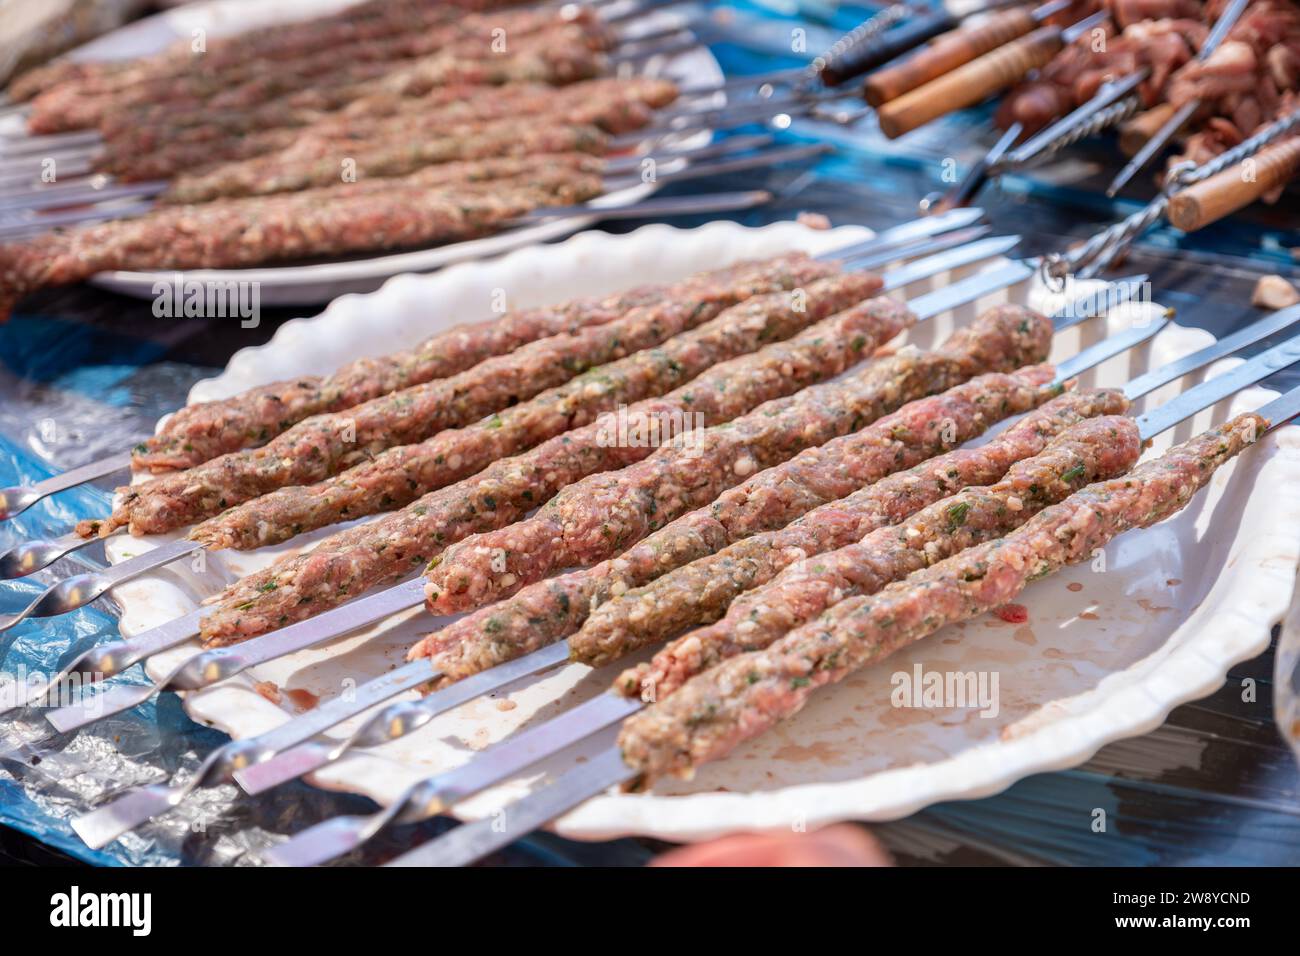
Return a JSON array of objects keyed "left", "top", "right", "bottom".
[
  {"left": 995, "top": 4, "right": 1207, "bottom": 135},
  {"left": 1165, "top": 0, "right": 1300, "bottom": 168},
  {"left": 997, "top": 0, "right": 1300, "bottom": 189}
]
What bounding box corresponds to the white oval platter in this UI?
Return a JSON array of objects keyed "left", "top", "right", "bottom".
[{"left": 104, "top": 220, "right": 1300, "bottom": 842}]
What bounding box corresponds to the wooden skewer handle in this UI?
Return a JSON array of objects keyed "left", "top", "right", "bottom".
[
  {"left": 863, "top": 7, "right": 1039, "bottom": 107},
  {"left": 820, "top": 10, "right": 959, "bottom": 88},
  {"left": 876, "top": 26, "right": 1062, "bottom": 140},
  {"left": 1167, "top": 137, "right": 1300, "bottom": 231},
  {"left": 1118, "top": 102, "right": 1176, "bottom": 156}
]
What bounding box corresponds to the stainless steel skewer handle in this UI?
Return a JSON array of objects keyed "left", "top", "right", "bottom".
[
  {"left": 235, "top": 641, "right": 574, "bottom": 796},
  {"left": 1049, "top": 274, "right": 1149, "bottom": 333},
  {"left": 0, "top": 531, "right": 95, "bottom": 579},
  {"left": 0, "top": 199, "right": 156, "bottom": 239},
  {"left": 0, "top": 538, "right": 199, "bottom": 636},
  {"left": 0, "top": 178, "right": 166, "bottom": 214},
  {"left": 1259, "top": 381, "right": 1300, "bottom": 432},
  {"left": 68, "top": 660, "right": 436, "bottom": 849},
  {"left": 907, "top": 258, "right": 1036, "bottom": 319},
  {"left": 0, "top": 450, "right": 131, "bottom": 522},
  {"left": 1050, "top": 314, "right": 1171, "bottom": 387},
  {"left": 385, "top": 741, "right": 633, "bottom": 868},
  {"left": 265, "top": 695, "right": 640, "bottom": 867},
  {"left": 72, "top": 639, "right": 580, "bottom": 847},
  {"left": 45, "top": 578, "right": 428, "bottom": 734},
  {"left": 0, "top": 146, "right": 100, "bottom": 180},
  {"left": 0, "top": 129, "right": 103, "bottom": 159},
  {"left": 872, "top": 233, "right": 1019, "bottom": 285},
  {"left": 841, "top": 225, "right": 998, "bottom": 274},
  {"left": 920, "top": 121, "right": 1021, "bottom": 215},
  {"left": 12, "top": 607, "right": 214, "bottom": 714}
]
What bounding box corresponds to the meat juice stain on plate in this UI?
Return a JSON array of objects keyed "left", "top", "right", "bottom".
[
  {"left": 1136, "top": 597, "right": 1174, "bottom": 614},
  {"left": 876, "top": 705, "right": 934, "bottom": 729},
  {"left": 286, "top": 687, "right": 319, "bottom": 711},
  {"left": 771, "top": 738, "right": 845, "bottom": 766},
  {"left": 1041, "top": 646, "right": 1095, "bottom": 662}
]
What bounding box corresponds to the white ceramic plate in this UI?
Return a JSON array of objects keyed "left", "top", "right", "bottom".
[
  {"left": 106, "top": 221, "right": 1300, "bottom": 842},
  {"left": 0, "top": 0, "right": 720, "bottom": 305}
]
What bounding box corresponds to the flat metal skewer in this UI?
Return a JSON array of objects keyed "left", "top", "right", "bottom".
[
  {"left": 0, "top": 450, "right": 132, "bottom": 523},
  {"left": 920, "top": 121, "right": 1021, "bottom": 215},
  {"left": 0, "top": 531, "right": 97, "bottom": 580}
]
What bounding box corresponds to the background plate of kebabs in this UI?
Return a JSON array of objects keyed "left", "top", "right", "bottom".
[
  {"left": 0, "top": 0, "right": 719, "bottom": 308},
  {"left": 84, "top": 219, "right": 1300, "bottom": 844}
]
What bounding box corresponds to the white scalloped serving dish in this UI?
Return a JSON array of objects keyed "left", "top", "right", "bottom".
[
  {"left": 0, "top": 0, "right": 719, "bottom": 305},
  {"left": 106, "top": 221, "right": 1300, "bottom": 843}
]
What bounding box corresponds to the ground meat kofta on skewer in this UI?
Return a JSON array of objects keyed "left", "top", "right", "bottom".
[
  {"left": 195, "top": 295, "right": 928, "bottom": 644},
  {"left": 136, "top": 249, "right": 814, "bottom": 471},
  {"left": 423, "top": 305, "right": 1051, "bottom": 614},
  {"left": 618, "top": 415, "right": 1260, "bottom": 784},
  {"left": 412, "top": 378, "right": 1128, "bottom": 682}
]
